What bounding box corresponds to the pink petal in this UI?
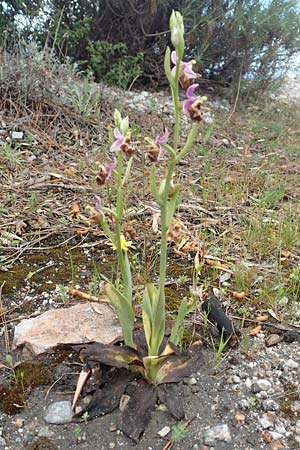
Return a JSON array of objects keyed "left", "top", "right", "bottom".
[
  {"left": 186, "top": 83, "right": 199, "bottom": 99},
  {"left": 155, "top": 128, "right": 169, "bottom": 146},
  {"left": 183, "top": 99, "right": 193, "bottom": 115}
]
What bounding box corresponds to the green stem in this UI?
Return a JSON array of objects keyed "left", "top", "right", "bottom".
[
  {"left": 155, "top": 51, "right": 182, "bottom": 352},
  {"left": 115, "top": 151, "right": 133, "bottom": 303}
]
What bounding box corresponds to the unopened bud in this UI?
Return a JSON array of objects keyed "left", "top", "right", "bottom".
[{"left": 170, "top": 10, "right": 184, "bottom": 53}]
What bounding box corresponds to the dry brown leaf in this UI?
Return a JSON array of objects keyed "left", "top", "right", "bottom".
[
  {"left": 250, "top": 325, "right": 262, "bottom": 336},
  {"left": 68, "top": 288, "right": 109, "bottom": 303},
  {"left": 64, "top": 168, "right": 76, "bottom": 177},
  {"left": 205, "top": 259, "right": 231, "bottom": 272},
  {"left": 267, "top": 308, "right": 281, "bottom": 321},
  {"left": 76, "top": 229, "right": 89, "bottom": 235},
  {"left": 280, "top": 249, "right": 291, "bottom": 258},
  {"left": 232, "top": 291, "right": 246, "bottom": 300},
  {"left": 256, "top": 315, "right": 269, "bottom": 322},
  {"left": 72, "top": 203, "right": 80, "bottom": 218}
]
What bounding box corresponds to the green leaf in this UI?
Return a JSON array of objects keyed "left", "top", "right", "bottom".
[
  {"left": 169, "top": 297, "right": 196, "bottom": 346},
  {"left": 149, "top": 165, "right": 162, "bottom": 204},
  {"left": 142, "top": 283, "right": 165, "bottom": 357},
  {"left": 142, "top": 283, "right": 156, "bottom": 353},
  {"left": 104, "top": 283, "right": 135, "bottom": 349},
  {"left": 166, "top": 186, "right": 180, "bottom": 228},
  {"left": 122, "top": 157, "right": 133, "bottom": 186},
  {"left": 164, "top": 46, "right": 173, "bottom": 84}
]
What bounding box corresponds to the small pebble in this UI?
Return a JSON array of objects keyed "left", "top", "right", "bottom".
[
  {"left": 262, "top": 399, "right": 279, "bottom": 412},
  {"left": 285, "top": 359, "right": 299, "bottom": 369},
  {"left": 239, "top": 398, "right": 250, "bottom": 410},
  {"left": 44, "top": 401, "right": 74, "bottom": 424},
  {"left": 203, "top": 424, "right": 231, "bottom": 445},
  {"left": 259, "top": 412, "right": 276, "bottom": 429},
  {"left": 119, "top": 394, "right": 130, "bottom": 413},
  {"left": 157, "top": 426, "right": 171, "bottom": 438},
  {"left": 257, "top": 379, "right": 272, "bottom": 391}
]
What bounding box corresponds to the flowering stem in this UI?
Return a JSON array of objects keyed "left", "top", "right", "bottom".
[
  {"left": 171, "top": 56, "right": 181, "bottom": 152},
  {"left": 115, "top": 151, "right": 133, "bottom": 303}
]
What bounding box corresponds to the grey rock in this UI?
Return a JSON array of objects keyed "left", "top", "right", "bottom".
[
  {"left": 239, "top": 398, "right": 250, "bottom": 410},
  {"left": 191, "top": 385, "right": 200, "bottom": 393},
  {"left": 44, "top": 401, "right": 74, "bottom": 424},
  {"left": 257, "top": 379, "right": 272, "bottom": 391},
  {"left": 251, "top": 383, "right": 261, "bottom": 394},
  {"left": 11, "top": 131, "right": 24, "bottom": 139},
  {"left": 258, "top": 412, "right": 276, "bottom": 429},
  {"left": 291, "top": 400, "right": 300, "bottom": 413},
  {"left": 269, "top": 431, "right": 283, "bottom": 440},
  {"left": 38, "top": 426, "right": 56, "bottom": 438},
  {"left": 0, "top": 437, "right": 6, "bottom": 449},
  {"left": 203, "top": 424, "right": 231, "bottom": 445},
  {"left": 261, "top": 399, "right": 279, "bottom": 412},
  {"left": 285, "top": 359, "right": 299, "bottom": 369}
]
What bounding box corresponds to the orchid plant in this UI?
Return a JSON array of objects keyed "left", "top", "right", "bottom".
[{"left": 92, "top": 11, "right": 207, "bottom": 385}]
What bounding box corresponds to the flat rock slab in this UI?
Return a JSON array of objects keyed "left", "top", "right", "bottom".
[{"left": 12, "top": 302, "right": 122, "bottom": 355}]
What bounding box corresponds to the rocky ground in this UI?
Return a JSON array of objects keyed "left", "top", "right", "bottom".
[{"left": 0, "top": 330, "right": 300, "bottom": 450}]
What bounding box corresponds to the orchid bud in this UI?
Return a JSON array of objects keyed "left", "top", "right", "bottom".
[
  {"left": 170, "top": 10, "right": 184, "bottom": 57},
  {"left": 120, "top": 116, "right": 129, "bottom": 135},
  {"left": 114, "top": 109, "right": 122, "bottom": 129}
]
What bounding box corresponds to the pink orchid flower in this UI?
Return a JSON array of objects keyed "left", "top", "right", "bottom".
[
  {"left": 183, "top": 84, "right": 207, "bottom": 122},
  {"left": 146, "top": 129, "right": 169, "bottom": 162},
  {"left": 96, "top": 157, "right": 118, "bottom": 185},
  {"left": 110, "top": 128, "right": 135, "bottom": 157},
  {"left": 171, "top": 51, "right": 199, "bottom": 89}
]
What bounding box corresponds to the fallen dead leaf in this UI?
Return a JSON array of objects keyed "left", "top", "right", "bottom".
[
  {"left": 250, "top": 325, "right": 262, "bottom": 336},
  {"left": 232, "top": 291, "right": 246, "bottom": 300},
  {"left": 72, "top": 203, "right": 80, "bottom": 218},
  {"left": 64, "top": 168, "right": 76, "bottom": 177},
  {"left": 256, "top": 315, "right": 269, "bottom": 322},
  {"left": 76, "top": 229, "right": 89, "bottom": 235},
  {"left": 280, "top": 249, "right": 291, "bottom": 258},
  {"left": 205, "top": 259, "right": 232, "bottom": 272},
  {"left": 267, "top": 308, "right": 281, "bottom": 321}
]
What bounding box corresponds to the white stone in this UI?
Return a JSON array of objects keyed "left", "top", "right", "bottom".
[
  {"left": 203, "top": 424, "right": 231, "bottom": 445},
  {"left": 285, "top": 359, "right": 299, "bottom": 369},
  {"left": 157, "top": 426, "right": 171, "bottom": 438},
  {"left": 11, "top": 131, "right": 24, "bottom": 139},
  {"left": 44, "top": 401, "right": 73, "bottom": 424},
  {"left": 257, "top": 379, "right": 272, "bottom": 391},
  {"left": 119, "top": 395, "right": 130, "bottom": 413}
]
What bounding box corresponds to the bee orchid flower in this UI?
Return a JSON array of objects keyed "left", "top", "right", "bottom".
[
  {"left": 110, "top": 129, "right": 135, "bottom": 157},
  {"left": 96, "top": 157, "right": 118, "bottom": 185},
  {"left": 183, "top": 84, "right": 208, "bottom": 122},
  {"left": 171, "top": 51, "right": 199, "bottom": 89},
  {"left": 145, "top": 129, "right": 169, "bottom": 162}
]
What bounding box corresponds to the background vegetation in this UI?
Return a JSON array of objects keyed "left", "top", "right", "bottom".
[{"left": 1, "top": 0, "right": 300, "bottom": 96}]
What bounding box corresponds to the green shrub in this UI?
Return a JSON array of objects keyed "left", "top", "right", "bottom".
[{"left": 87, "top": 41, "right": 143, "bottom": 90}]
